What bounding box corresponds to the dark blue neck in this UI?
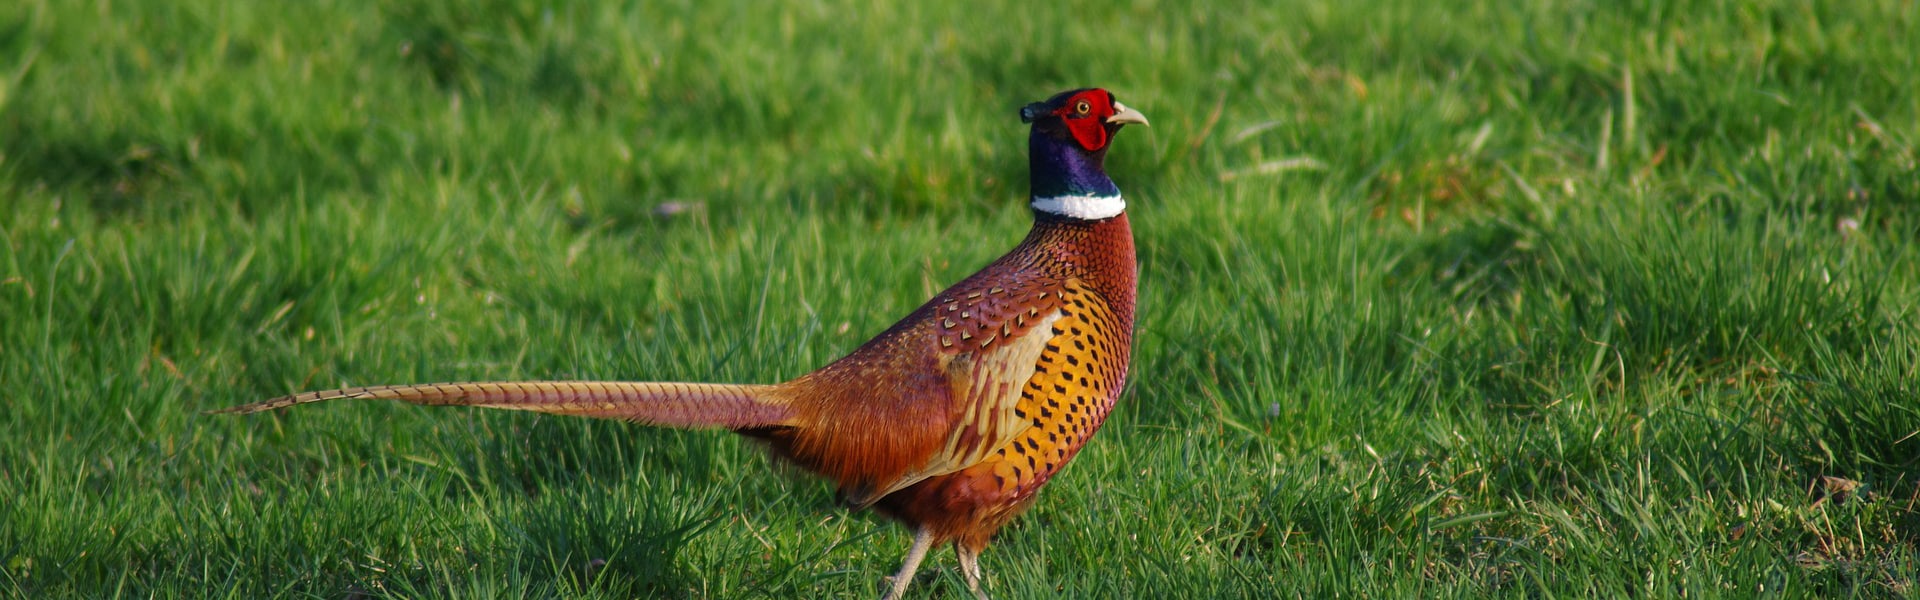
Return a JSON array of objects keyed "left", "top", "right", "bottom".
[{"left": 1029, "top": 131, "right": 1120, "bottom": 199}]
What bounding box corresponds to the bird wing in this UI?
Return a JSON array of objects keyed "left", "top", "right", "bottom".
[{"left": 840, "top": 280, "right": 1071, "bottom": 506}]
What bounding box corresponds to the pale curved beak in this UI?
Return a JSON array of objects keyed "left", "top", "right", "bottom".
[{"left": 1107, "top": 101, "right": 1149, "bottom": 126}]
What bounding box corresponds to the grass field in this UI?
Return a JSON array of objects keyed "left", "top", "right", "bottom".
[{"left": 4, "top": 0, "right": 1919, "bottom": 597}]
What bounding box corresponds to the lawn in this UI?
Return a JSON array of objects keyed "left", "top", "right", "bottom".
[{"left": 3, "top": 0, "right": 1918, "bottom": 597}]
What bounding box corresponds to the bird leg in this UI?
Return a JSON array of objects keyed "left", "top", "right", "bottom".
[
  {"left": 957, "top": 544, "right": 989, "bottom": 600},
  {"left": 882, "top": 526, "right": 935, "bottom": 600}
]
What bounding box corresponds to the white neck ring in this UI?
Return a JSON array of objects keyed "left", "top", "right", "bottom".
[{"left": 1031, "top": 193, "right": 1126, "bottom": 220}]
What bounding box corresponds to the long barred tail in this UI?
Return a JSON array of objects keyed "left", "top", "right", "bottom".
[{"left": 211, "top": 381, "right": 792, "bottom": 429}]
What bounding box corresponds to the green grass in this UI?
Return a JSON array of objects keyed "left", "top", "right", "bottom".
[{"left": 4, "top": 0, "right": 1919, "bottom": 597}]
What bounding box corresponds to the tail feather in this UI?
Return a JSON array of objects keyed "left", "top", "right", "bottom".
[{"left": 213, "top": 381, "right": 792, "bottom": 429}]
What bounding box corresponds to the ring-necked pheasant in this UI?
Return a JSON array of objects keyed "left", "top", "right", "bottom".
[{"left": 216, "top": 88, "right": 1147, "bottom": 599}]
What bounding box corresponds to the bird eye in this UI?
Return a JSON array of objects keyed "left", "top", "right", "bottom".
[{"left": 1074, "top": 100, "right": 1091, "bottom": 115}]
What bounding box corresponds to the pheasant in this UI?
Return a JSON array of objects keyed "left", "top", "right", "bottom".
[{"left": 216, "top": 88, "right": 1148, "bottom": 599}]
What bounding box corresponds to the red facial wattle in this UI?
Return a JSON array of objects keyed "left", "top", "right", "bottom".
[{"left": 1056, "top": 91, "right": 1116, "bottom": 151}]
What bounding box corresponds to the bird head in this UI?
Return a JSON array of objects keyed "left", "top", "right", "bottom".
[
  {"left": 1019, "top": 89, "right": 1147, "bottom": 213},
  {"left": 1020, "top": 88, "right": 1149, "bottom": 153}
]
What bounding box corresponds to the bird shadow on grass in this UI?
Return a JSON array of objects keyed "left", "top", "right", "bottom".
[
  {"left": 446, "top": 414, "right": 807, "bottom": 596},
  {"left": 500, "top": 480, "right": 725, "bottom": 597}
]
